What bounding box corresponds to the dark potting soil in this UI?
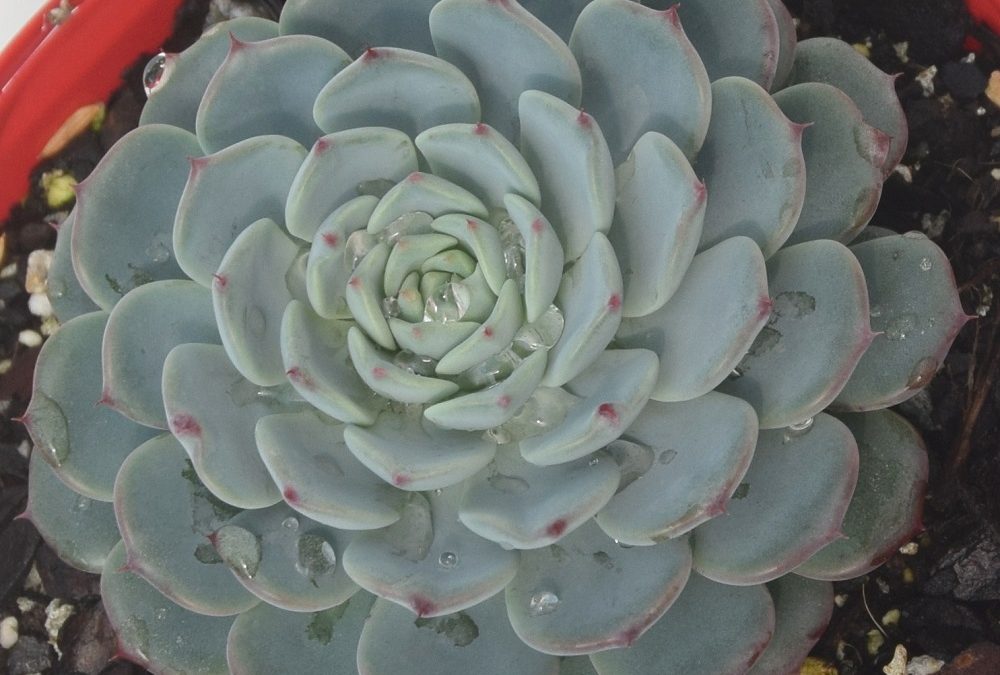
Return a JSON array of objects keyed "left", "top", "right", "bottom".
[{"left": 1, "top": 1, "right": 999, "bottom": 673}]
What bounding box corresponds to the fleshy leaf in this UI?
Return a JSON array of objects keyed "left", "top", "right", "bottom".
[
  {"left": 278, "top": 0, "right": 438, "bottom": 56},
  {"left": 140, "top": 17, "right": 280, "bottom": 130},
  {"left": 281, "top": 300, "right": 382, "bottom": 425},
  {"left": 786, "top": 37, "right": 907, "bottom": 174},
  {"left": 459, "top": 443, "right": 619, "bottom": 549},
  {"left": 717, "top": 240, "right": 873, "bottom": 429},
  {"left": 114, "top": 434, "right": 258, "bottom": 616},
  {"left": 26, "top": 451, "right": 120, "bottom": 572},
  {"left": 615, "top": 236, "right": 769, "bottom": 402},
  {"left": 348, "top": 327, "right": 460, "bottom": 404},
  {"left": 343, "top": 490, "right": 520, "bottom": 617},
  {"left": 358, "top": 594, "right": 559, "bottom": 675},
  {"left": 102, "top": 543, "right": 235, "bottom": 675},
  {"left": 590, "top": 574, "right": 774, "bottom": 674},
  {"left": 523, "top": 349, "right": 657, "bottom": 466},
  {"left": 227, "top": 593, "right": 376, "bottom": 675},
  {"left": 47, "top": 210, "right": 99, "bottom": 321},
  {"left": 343, "top": 409, "right": 497, "bottom": 490},
  {"left": 695, "top": 76, "right": 805, "bottom": 257},
  {"left": 437, "top": 280, "right": 524, "bottom": 375},
  {"left": 416, "top": 124, "right": 541, "bottom": 210},
  {"left": 285, "top": 127, "right": 418, "bottom": 241},
  {"left": 749, "top": 575, "right": 833, "bottom": 675},
  {"left": 315, "top": 48, "right": 480, "bottom": 138},
  {"left": 256, "top": 410, "right": 406, "bottom": 530},
  {"left": 72, "top": 125, "right": 201, "bottom": 309},
  {"left": 765, "top": 0, "right": 797, "bottom": 90},
  {"left": 216, "top": 504, "right": 358, "bottom": 611},
  {"left": 24, "top": 312, "right": 156, "bottom": 500},
  {"left": 542, "top": 233, "right": 623, "bottom": 387},
  {"left": 429, "top": 0, "right": 581, "bottom": 138},
  {"left": 162, "top": 343, "right": 287, "bottom": 509},
  {"left": 835, "top": 233, "right": 970, "bottom": 411},
  {"left": 175, "top": 135, "right": 307, "bottom": 286},
  {"left": 213, "top": 219, "right": 300, "bottom": 385},
  {"left": 196, "top": 35, "right": 350, "bottom": 153},
  {"left": 795, "top": 410, "right": 928, "bottom": 580},
  {"left": 306, "top": 195, "right": 378, "bottom": 319},
  {"left": 609, "top": 131, "right": 706, "bottom": 317},
  {"left": 430, "top": 214, "right": 507, "bottom": 295},
  {"left": 774, "top": 83, "right": 885, "bottom": 245},
  {"left": 505, "top": 521, "right": 691, "bottom": 655},
  {"left": 569, "top": 0, "right": 711, "bottom": 163},
  {"left": 692, "top": 414, "right": 859, "bottom": 585},
  {"left": 518, "top": 90, "right": 614, "bottom": 261},
  {"left": 504, "top": 194, "right": 566, "bottom": 323},
  {"left": 595, "top": 392, "right": 757, "bottom": 546},
  {"left": 384, "top": 233, "right": 458, "bottom": 296},
  {"left": 102, "top": 280, "right": 220, "bottom": 428}
]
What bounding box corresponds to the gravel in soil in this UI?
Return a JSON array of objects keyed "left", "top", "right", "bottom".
[{"left": 2, "top": 1, "right": 1000, "bottom": 673}]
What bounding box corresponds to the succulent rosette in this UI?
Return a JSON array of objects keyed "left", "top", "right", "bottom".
[{"left": 23, "top": 0, "right": 968, "bottom": 673}]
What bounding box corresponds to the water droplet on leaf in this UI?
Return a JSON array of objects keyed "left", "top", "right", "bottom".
[
  {"left": 345, "top": 230, "right": 377, "bottom": 270},
  {"left": 919, "top": 257, "right": 932, "bottom": 272},
  {"left": 142, "top": 52, "right": 173, "bottom": 96},
  {"left": 282, "top": 516, "right": 299, "bottom": 530},
  {"left": 606, "top": 439, "right": 655, "bottom": 491},
  {"left": 783, "top": 417, "right": 814, "bottom": 442},
  {"left": 906, "top": 356, "right": 939, "bottom": 389},
  {"left": 438, "top": 551, "right": 458, "bottom": 569},
  {"left": 297, "top": 534, "right": 337, "bottom": 577},
  {"left": 393, "top": 350, "right": 437, "bottom": 377},
  {"left": 424, "top": 282, "right": 471, "bottom": 322},
  {"left": 213, "top": 525, "right": 261, "bottom": 579},
  {"left": 487, "top": 471, "right": 529, "bottom": 494},
  {"left": 26, "top": 391, "right": 70, "bottom": 467},
  {"left": 529, "top": 591, "right": 559, "bottom": 616}
]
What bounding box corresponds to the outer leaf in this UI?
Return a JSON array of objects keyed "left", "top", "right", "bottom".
[
  {"left": 174, "top": 135, "right": 307, "bottom": 286},
  {"left": 227, "top": 593, "right": 376, "bottom": 675},
  {"left": 590, "top": 574, "right": 774, "bottom": 675},
  {"left": 518, "top": 90, "right": 615, "bottom": 262},
  {"left": 256, "top": 410, "right": 407, "bottom": 530},
  {"left": 595, "top": 392, "right": 757, "bottom": 546},
  {"left": 72, "top": 125, "right": 201, "bottom": 309},
  {"left": 609, "top": 131, "right": 706, "bottom": 317},
  {"left": 358, "top": 594, "right": 559, "bottom": 675},
  {"left": 774, "top": 83, "right": 886, "bottom": 245},
  {"left": 835, "top": 233, "right": 970, "bottom": 411},
  {"left": 23, "top": 312, "right": 156, "bottom": 500},
  {"left": 140, "top": 17, "right": 280, "bottom": 130},
  {"left": 460, "top": 443, "right": 620, "bottom": 549},
  {"left": 505, "top": 521, "right": 692, "bottom": 655},
  {"left": 102, "top": 543, "right": 235, "bottom": 675},
  {"left": 114, "top": 434, "right": 258, "bottom": 616},
  {"left": 102, "top": 279, "right": 220, "bottom": 428},
  {"left": 717, "top": 240, "right": 873, "bottom": 429},
  {"left": 503, "top": 196, "right": 565, "bottom": 323},
  {"left": 213, "top": 218, "right": 301, "bottom": 386},
  {"left": 26, "top": 452, "right": 120, "bottom": 573},
  {"left": 615, "top": 236, "right": 769, "bottom": 402},
  {"left": 570, "top": 0, "right": 711, "bottom": 163},
  {"left": 279, "top": 0, "right": 439, "bottom": 56},
  {"left": 749, "top": 575, "right": 833, "bottom": 675},
  {"left": 315, "top": 48, "right": 480, "bottom": 138},
  {"left": 216, "top": 504, "right": 358, "bottom": 611},
  {"left": 196, "top": 35, "right": 350, "bottom": 152},
  {"left": 692, "top": 414, "right": 859, "bottom": 585},
  {"left": 47, "top": 210, "right": 99, "bottom": 322},
  {"left": 162, "top": 343, "right": 286, "bottom": 509},
  {"left": 695, "top": 76, "right": 805, "bottom": 257},
  {"left": 518, "top": 0, "right": 591, "bottom": 42},
  {"left": 285, "top": 127, "right": 418, "bottom": 242},
  {"left": 343, "top": 490, "right": 519, "bottom": 618},
  {"left": 416, "top": 124, "right": 541, "bottom": 210},
  {"left": 765, "top": 0, "right": 797, "bottom": 90},
  {"left": 786, "top": 37, "right": 907, "bottom": 174},
  {"left": 343, "top": 410, "right": 497, "bottom": 490},
  {"left": 795, "top": 410, "right": 928, "bottom": 580},
  {"left": 430, "top": 0, "right": 582, "bottom": 138}
]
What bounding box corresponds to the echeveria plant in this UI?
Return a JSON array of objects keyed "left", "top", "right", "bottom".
[{"left": 22, "top": 0, "right": 968, "bottom": 673}]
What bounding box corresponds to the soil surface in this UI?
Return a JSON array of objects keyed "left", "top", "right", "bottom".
[{"left": 1, "top": 1, "right": 999, "bottom": 673}]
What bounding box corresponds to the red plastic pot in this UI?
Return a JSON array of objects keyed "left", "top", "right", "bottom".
[{"left": 0, "top": 0, "right": 184, "bottom": 223}]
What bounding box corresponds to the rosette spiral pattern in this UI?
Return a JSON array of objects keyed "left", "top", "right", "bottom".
[{"left": 24, "top": 0, "right": 968, "bottom": 673}]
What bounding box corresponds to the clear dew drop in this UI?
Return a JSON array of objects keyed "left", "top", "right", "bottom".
[
  {"left": 456, "top": 347, "right": 521, "bottom": 389},
  {"left": 393, "top": 350, "right": 438, "bottom": 377},
  {"left": 357, "top": 178, "right": 395, "bottom": 199},
  {"left": 906, "top": 356, "right": 939, "bottom": 389},
  {"left": 26, "top": 391, "right": 70, "bottom": 467},
  {"left": 379, "top": 211, "right": 433, "bottom": 245},
  {"left": 495, "top": 213, "right": 526, "bottom": 291},
  {"left": 345, "top": 230, "right": 377, "bottom": 270},
  {"left": 213, "top": 525, "right": 262, "bottom": 580},
  {"left": 512, "top": 305, "right": 564, "bottom": 356},
  {"left": 884, "top": 313, "right": 918, "bottom": 341},
  {"left": 606, "top": 439, "right": 655, "bottom": 492},
  {"left": 144, "top": 233, "right": 171, "bottom": 264},
  {"left": 382, "top": 295, "right": 400, "bottom": 319},
  {"left": 71, "top": 494, "right": 91, "bottom": 513},
  {"left": 490, "top": 387, "right": 577, "bottom": 443},
  {"left": 424, "top": 282, "right": 471, "bottom": 322},
  {"left": 142, "top": 52, "right": 173, "bottom": 97},
  {"left": 783, "top": 416, "right": 814, "bottom": 443},
  {"left": 297, "top": 534, "right": 337, "bottom": 578},
  {"left": 919, "top": 257, "right": 933, "bottom": 272},
  {"left": 282, "top": 516, "right": 299, "bottom": 530},
  {"left": 658, "top": 449, "right": 677, "bottom": 465},
  {"left": 487, "top": 471, "right": 529, "bottom": 494},
  {"left": 387, "top": 495, "right": 434, "bottom": 562},
  {"left": 438, "top": 551, "right": 458, "bottom": 569},
  {"left": 528, "top": 591, "right": 559, "bottom": 616}
]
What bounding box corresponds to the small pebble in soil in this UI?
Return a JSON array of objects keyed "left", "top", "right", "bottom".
[
  {"left": 17, "top": 330, "right": 42, "bottom": 348},
  {"left": 27, "top": 292, "right": 52, "bottom": 318},
  {"left": 0, "top": 615, "right": 18, "bottom": 648},
  {"left": 44, "top": 599, "right": 74, "bottom": 658},
  {"left": 915, "top": 65, "right": 938, "bottom": 97},
  {"left": 882, "top": 608, "right": 902, "bottom": 626},
  {"left": 867, "top": 629, "right": 885, "bottom": 655},
  {"left": 24, "top": 250, "right": 52, "bottom": 295},
  {"left": 900, "top": 541, "right": 920, "bottom": 555},
  {"left": 6, "top": 635, "right": 53, "bottom": 675},
  {"left": 909, "top": 654, "right": 945, "bottom": 675}
]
